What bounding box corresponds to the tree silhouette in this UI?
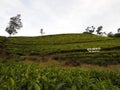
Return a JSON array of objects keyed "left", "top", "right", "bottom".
[
  {"left": 107, "top": 32, "right": 113, "bottom": 37},
  {"left": 5, "top": 14, "right": 23, "bottom": 36},
  {"left": 117, "top": 28, "right": 120, "bottom": 33},
  {"left": 40, "top": 28, "right": 45, "bottom": 36},
  {"left": 96, "top": 26, "right": 103, "bottom": 35},
  {"left": 85, "top": 26, "right": 95, "bottom": 34}
]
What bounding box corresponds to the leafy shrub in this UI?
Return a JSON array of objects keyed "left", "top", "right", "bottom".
[
  {"left": 0, "top": 62, "right": 120, "bottom": 90},
  {"left": 53, "top": 51, "right": 120, "bottom": 66},
  {"left": 107, "top": 32, "right": 114, "bottom": 37}
]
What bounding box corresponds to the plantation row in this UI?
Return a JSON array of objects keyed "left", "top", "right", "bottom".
[
  {"left": 6, "top": 34, "right": 120, "bottom": 56},
  {"left": 53, "top": 51, "right": 120, "bottom": 66},
  {"left": 0, "top": 34, "right": 120, "bottom": 66},
  {"left": 0, "top": 61, "right": 120, "bottom": 90},
  {"left": 0, "top": 36, "right": 6, "bottom": 54},
  {"left": 7, "top": 40, "right": 120, "bottom": 55},
  {"left": 0, "top": 36, "right": 5, "bottom": 46},
  {"left": 8, "top": 34, "right": 112, "bottom": 45}
]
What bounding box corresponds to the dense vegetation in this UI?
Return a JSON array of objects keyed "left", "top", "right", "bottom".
[
  {"left": 0, "top": 61, "right": 120, "bottom": 90},
  {"left": 0, "top": 36, "right": 6, "bottom": 54},
  {"left": 6, "top": 34, "right": 120, "bottom": 56},
  {"left": 0, "top": 36, "right": 5, "bottom": 46},
  {"left": 53, "top": 51, "right": 120, "bottom": 66},
  {"left": 0, "top": 34, "right": 120, "bottom": 89},
  {"left": 0, "top": 34, "right": 120, "bottom": 66}
]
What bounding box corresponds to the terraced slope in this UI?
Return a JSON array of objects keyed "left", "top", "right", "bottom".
[
  {"left": 0, "top": 36, "right": 7, "bottom": 55},
  {"left": 6, "top": 34, "right": 120, "bottom": 55},
  {"left": 0, "top": 34, "right": 120, "bottom": 66}
]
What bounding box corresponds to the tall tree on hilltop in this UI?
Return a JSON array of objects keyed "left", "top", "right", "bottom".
[
  {"left": 96, "top": 26, "right": 103, "bottom": 35},
  {"left": 40, "top": 28, "right": 45, "bottom": 36},
  {"left": 5, "top": 14, "right": 23, "bottom": 36},
  {"left": 117, "top": 28, "right": 120, "bottom": 33},
  {"left": 85, "top": 26, "right": 95, "bottom": 34}
]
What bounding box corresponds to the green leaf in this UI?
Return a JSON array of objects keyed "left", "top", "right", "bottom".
[
  {"left": 56, "top": 83, "right": 65, "bottom": 90},
  {"left": 9, "top": 77, "right": 15, "bottom": 87},
  {"left": 71, "top": 85, "right": 77, "bottom": 90},
  {"left": 34, "top": 83, "right": 41, "bottom": 90}
]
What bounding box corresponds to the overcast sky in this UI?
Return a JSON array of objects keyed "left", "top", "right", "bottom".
[{"left": 0, "top": 0, "right": 120, "bottom": 36}]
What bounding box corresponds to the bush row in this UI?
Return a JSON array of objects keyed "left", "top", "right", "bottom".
[
  {"left": 0, "top": 62, "right": 120, "bottom": 90},
  {"left": 53, "top": 51, "right": 120, "bottom": 66}
]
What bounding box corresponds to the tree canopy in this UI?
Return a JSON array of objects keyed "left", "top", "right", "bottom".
[{"left": 5, "top": 14, "right": 23, "bottom": 36}]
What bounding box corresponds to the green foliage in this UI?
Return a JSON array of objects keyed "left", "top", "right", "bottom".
[
  {"left": 0, "top": 62, "right": 120, "bottom": 90},
  {"left": 85, "top": 26, "right": 95, "bottom": 34},
  {"left": 6, "top": 34, "right": 120, "bottom": 56},
  {"left": 4, "top": 34, "right": 120, "bottom": 66},
  {"left": 0, "top": 36, "right": 5, "bottom": 44},
  {"left": 53, "top": 51, "right": 120, "bottom": 66},
  {"left": 114, "top": 33, "right": 120, "bottom": 37},
  {"left": 107, "top": 32, "right": 114, "bottom": 37},
  {"left": 96, "top": 26, "right": 103, "bottom": 35},
  {"left": 0, "top": 36, "right": 6, "bottom": 54}
]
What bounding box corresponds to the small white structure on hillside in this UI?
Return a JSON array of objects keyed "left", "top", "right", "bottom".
[{"left": 87, "top": 48, "right": 101, "bottom": 52}]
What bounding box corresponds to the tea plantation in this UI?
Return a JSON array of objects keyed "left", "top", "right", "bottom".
[
  {"left": 0, "top": 61, "right": 120, "bottom": 90},
  {"left": 2, "top": 33, "right": 119, "bottom": 66},
  {"left": 0, "top": 34, "right": 120, "bottom": 90}
]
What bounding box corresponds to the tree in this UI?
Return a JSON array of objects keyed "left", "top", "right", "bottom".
[
  {"left": 117, "top": 28, "right": 120, "bottom": 33},
  {"left": 85, "top": 26, "right": 95, "bottom": 34},
  {"left": 107, "top": 32, "right": 113, "bottom": 37},
  {"left": 5, "top": 14, "right": 23, "bottom": 36},
  {"left": 40, "top": 28, "right": 45, "bottom": 36},
  {"left": 114, "top": 33, "right": 120, "bottom": 37},
  {"left": 96, "top": 26, "right": 103, "bottom": 35}
]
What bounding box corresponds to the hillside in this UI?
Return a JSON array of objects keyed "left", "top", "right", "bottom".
[
  {"left": 0, "top": 34, "right": 120, "bottom": 90},
  {"left": 6, "top": 34, "right": 120, "bottom": 55},
  {"left": 0, "top": 33, "right": 120, "bottom": 66}
]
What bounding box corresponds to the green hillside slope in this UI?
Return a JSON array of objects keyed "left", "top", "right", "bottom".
[
  {"left": 6, "top": 34, "right": 120, "bottom": 55},
  {"left": 0, "top": 34, "right": 120, "bottom": 66}
]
